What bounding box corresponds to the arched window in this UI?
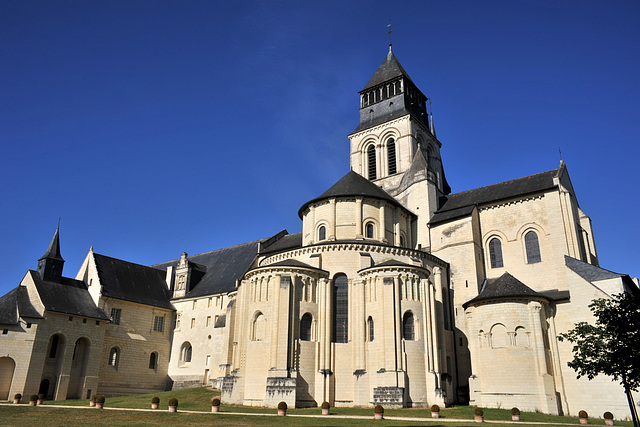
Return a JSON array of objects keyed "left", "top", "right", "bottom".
[
  {"left": 489, "top": 238, "right": 504, "bottom": 268},
  {"left": 525, "top": 231, "right": 541, "bottom": 264},
  {"left": 48, "top": 335, "right": 60, "bottom": 358},
  {"left": 399, "top": 235, "right": 406, "bottom": 248},
  {"left": 367, "top": 316, "right": 374, "bottom": 342},
  {"left": 490, "top": 323, "right": 508, "bottom": 348},
  {"left": 333, "top": 274, "right": 349, "bottom": 343},
  {"left": 367, "top": 145, "right": 377, "bottom": 180},
  {"left": 365, "top": 222, "right": 375, "bottom": 239},
  {"left": 252, "top": 313, "right": 266, "bottom": 341},
  {"left": 180, "top": 342, "right": 192, "bottom": 363},
  {"left": 403, "top": 312, "right": 415, "bottom": 340},
  {"left": 318, "top": 225, "right": 326, "bottom": 241},
  {"left": 108, "top": 347, "right": 119, "bottom": 367},
  {"left": 149, "top": 352, "right": 157, "bottom": 370},
  {"left": 300, "top": 313, "right": 312, "bottom": 341},
  {"left": 515, "top": 326, "right": 528, "bottom": 347},
  {"left": 387, "top": 139, "right": 397, "bottom": 175}
]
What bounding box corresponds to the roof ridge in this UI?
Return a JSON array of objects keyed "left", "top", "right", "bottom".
[
  {"left": 94, "top": 252, "right": 165, "bottom": 271},
  {"left": 449, "top": 169, "right": 557, "bottom": 197}
]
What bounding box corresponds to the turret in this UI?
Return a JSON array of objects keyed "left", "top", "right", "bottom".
[{"left": 37, "top": 225, "right": 65, "bottom": 283}]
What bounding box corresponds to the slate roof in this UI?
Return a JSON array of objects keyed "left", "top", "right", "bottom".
[
  {"left": 153, "top": 239, "right": 263, "bottom": 299},
  {"left": 93, "top": 253, "right": 173, "bottom": 310},
  {"left": 28, "top": 270, "right": 110, "bottom": 320},
  {"left": 359, "top": 259, "right": 426, "bottom": 273},
  {"left": 39, "top": 226, "right": 64, "bottom": 262},
  {"left": 565, "top": 256, "right": 624, "bottom": 282},
  {"left": 260, "top": 232, "right": 302, "bottom": 254},
  {"left": 0, "top": 286, "right": 43, "bottom": 325},
  {"left": 362, "top": 47, "right": 416, "bottom": 92},
  {"left": 430, "top": 169, "right": 558, "bottom": 225},
  {"left": 298, "top": 170, "right": 408, "bottom": 218},
  {"left": 463, "top": 272, "right": 546, "bottom": 308}
]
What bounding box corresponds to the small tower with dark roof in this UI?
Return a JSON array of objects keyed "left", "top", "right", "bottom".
[
  {"left": 37, "top": 225, "right": 65, "bottom": 283},
  {"left": 348, "top": 45, "right": 449, "bottom": 196}
]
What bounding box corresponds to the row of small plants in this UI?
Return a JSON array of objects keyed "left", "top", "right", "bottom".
[{"left": 9, "top": 392, "right": 620, "bottom": 424}]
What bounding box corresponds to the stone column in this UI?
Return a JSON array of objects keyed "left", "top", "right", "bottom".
[
  {"left": 329, "top": 199, "right": 336, "bottom": 240},
  {"left": 379, "top": 202, "right": 387, "bottom": 243},
  {"left": 355, "top": 198, "right": 363, "bottom": 239}
]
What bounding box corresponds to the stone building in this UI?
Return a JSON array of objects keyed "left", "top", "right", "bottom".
[{"left": 0, "top": 46, "right": 638, "bottom": 417}]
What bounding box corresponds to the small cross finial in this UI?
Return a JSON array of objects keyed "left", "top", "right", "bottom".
[
  {"left": 387, "top": 20, "right": 393, "bottom": 46},
  {"left": 558, "top": 147, "right": 563, "bottom": 161}
]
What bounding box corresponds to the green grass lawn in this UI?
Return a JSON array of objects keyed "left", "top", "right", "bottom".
[{"left": 1, "top": 387, "right": 633, "bottom": 427}]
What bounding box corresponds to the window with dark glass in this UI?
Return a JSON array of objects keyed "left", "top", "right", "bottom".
[
  {"left": 367, "top": 145, "right": 377, "bottom": 180},
  {"left": 332, "top": 274, "right": 349, "bottom": 343},
  {"left": 365, "top": 222, "right": 374, "bottom": 239},
  {"left": 403, "top": 312, "right": 415, "bottom": 340},
  {"left": 108, "top": 347, "right": 119, "bottom": 367},
  {"left": 489, "top": 238, "right": 504, "bottom": 268},
  {"left": 387, "top": 139, "right": 397, "bottom": 175},
  {"left": 149, "top": 352, "right": 157, "bottom": 369},
  {"left": 181, "top": 342, "right": 192, "bottom": 363},
  {"left": 300, "top": 313, "right": 312, "bottom": 341},
  {"left": 153, "top": 316, "right": 164, "bottom": 332},
  {"left": 318, "top": 225, "right": 326, "bottom": 241},
  {"left": 525, "top": 231, "right": 541, "bottom": 264},
  {"left": 110, "top": 308, "right": 121, "bottom": 325},
  {"left": 367, "top": 316, "right": 374, "bottom": 342}
]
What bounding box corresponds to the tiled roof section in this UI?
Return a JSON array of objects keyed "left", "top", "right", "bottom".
[
  {"left": 298, "top": 170, "right": 407, "bottom": 218},
  {"left": 153, "top": 240, "right": 262, "bottom": 299},
  {"left": 362, "top": 48, "right": 415, "bottom": 91},
  {"left": 565, "top": 256, "right": 623, "bottom": 282},
  {"left": 93, "top": 253, "right": 173, "bottom": 310},
  {"left": 430, "top": 169, "right": 558, "bottom": 225},
  {"left": 463, "top": 272, "right": 545, "bottom": 308},
  {"left": 262, "top": 259, "right": 319, "bottom": 270},
  {"left": 260, "top": 232, "right": 302, "bottom": 254},
  {"left": 0, "top": 288, "right": 19, "bottom": 324},
  {"left": 28, "top": 271, "right": 110, "bottom": 320}
]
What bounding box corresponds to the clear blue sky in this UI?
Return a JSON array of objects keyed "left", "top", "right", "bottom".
[{"left": 1, "top": 1, "right": 639, "bottom": 296}]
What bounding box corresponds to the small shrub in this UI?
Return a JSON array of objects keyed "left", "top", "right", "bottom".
[
  {"left": 30, "top": 395, "right": 38, "bottom": 402},
  {"left": 430, "top": 404, "right": 440, "bottom": 412},
  {"left": 14, "top": 393, "right": 22, "bottom": 400},
  {"left": 95, "top": 395, "right": 105, "bottom": 404},
  {"left": 211, "top": 398, "right": 221, "bottom": 406},
  {"left": 151, "top": 396, "right": 160, "bottom": 404},
  {"left": 321, "top": 401, "right": 330, "bottom": 410},
  {"left": 578, "top": 410, "right": 588, "bottom": 419},
  {"left": 374, "top": 404, "right": 384, "bottom": 414},
  {"left": 168, "top": 398, "right": 178, "bottom": 407},
  {"left": 603, "top": 412, "right": 613, "bottom": 420},
  {"left": 511, "top": 407, "right": 521, "bottom": 416},
  {"left": 277, "top": 401, "right": 287, "bottom": 410},
  {"left": 474, "top": 407, "right": 484, "bottom": 417}
]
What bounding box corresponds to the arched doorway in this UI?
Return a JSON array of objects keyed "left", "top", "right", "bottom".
[
  {"left": 0, "top": 357, "right": 16, "bottom": 400},
  {"left": 67, "top": 337, "right": 90, "bottom": 399},
  {"left": 38, "top": 379, "right": 51, "bottom": 399}
]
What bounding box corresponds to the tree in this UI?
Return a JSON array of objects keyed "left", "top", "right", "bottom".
[{"left": 559, "top": 292, "right": 640, "bottom": 427}]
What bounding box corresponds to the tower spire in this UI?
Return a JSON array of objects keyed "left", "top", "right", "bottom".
[{"left": 38, "top": 223, "right": 65, "bottom": 282}]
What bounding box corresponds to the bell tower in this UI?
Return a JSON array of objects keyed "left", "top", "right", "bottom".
[
  {"left": 37, "top": 225, "right": 65, "bottom": 283},
  {"left": 348, "top": 45, "right": 449, "bottom": 196}
]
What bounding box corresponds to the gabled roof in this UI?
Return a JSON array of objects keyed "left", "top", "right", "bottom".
[
  {"left": 362, "top": 46, "right": 415, "bottom": 92},
  {"left": 464, "top": 272, "right": 545, "bottom": 308},
  {"left": 28, "top": 270, "right": 110, "bottom": 320},
  {"left": 153, "top": 239, "right": 263, "bottom": 299},
  {"left": 260, "top": 232, "right": 302, "bottom": 254},
  {"left": 564, "top": 256, "right": 637, "bottom": 294},
  {"left": 93, "top": 253, "right": 173, "bottom": 310},
  {"left": 0, "top": 286, "right": 43, "bottom": 324},
  {"left": 430, "top": 169, "right": 558, "bottom": 225},
  {"left": 298, "top": 170, "right": 407, "bottom": 218}
]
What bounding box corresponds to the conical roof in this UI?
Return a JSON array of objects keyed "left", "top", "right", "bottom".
[
  {"left": 298, "top": 170, "right": 406, "bottom": 218},
  {"left": 39, "top": 226, "right": 64, "bottom": 262},
  {"left": 362, "top": 46, "right": 415, "bottom": 91},
  {"left": 463, "top": 272, "right": 545, "bottom": 308}
]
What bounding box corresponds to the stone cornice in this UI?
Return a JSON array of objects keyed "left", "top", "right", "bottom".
[{"left": 259, "top": 242, "right": 448, "bottom": 269}]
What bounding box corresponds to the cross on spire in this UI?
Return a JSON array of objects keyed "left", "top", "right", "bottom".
[{"left": 387, "top": 20, "right": 393, "bottom": 46}]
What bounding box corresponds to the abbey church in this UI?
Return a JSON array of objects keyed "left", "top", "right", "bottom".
[{"left": 1, "top": 46, "right": 637, "bottom": 417}]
